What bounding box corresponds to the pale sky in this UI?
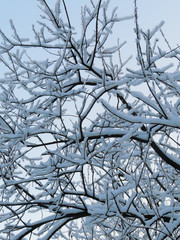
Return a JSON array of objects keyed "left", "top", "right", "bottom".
[{"left": 0, "top": 0, "right": 180, "bottom": 71}]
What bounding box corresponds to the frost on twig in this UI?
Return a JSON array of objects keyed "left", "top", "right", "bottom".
[{"left": 0, "top": 0, "right": 179, "bottom": 239}]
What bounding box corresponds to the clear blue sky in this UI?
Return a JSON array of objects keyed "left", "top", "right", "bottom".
[{"left": 0, "top": 0, "right": 180, "bottom": 71}]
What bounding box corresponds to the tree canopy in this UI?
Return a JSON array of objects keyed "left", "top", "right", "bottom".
[{"left": 0, "top": 0, "right": 179, "bottom": 239}]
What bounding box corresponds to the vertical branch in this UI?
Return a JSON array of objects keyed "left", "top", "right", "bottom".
[{"left": 134, "top": 0, "right": 145, "bottom": 74}]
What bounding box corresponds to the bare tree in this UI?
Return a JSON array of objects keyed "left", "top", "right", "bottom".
[{"left": 0, "top": 0, "right": 179, "bottom": 239}]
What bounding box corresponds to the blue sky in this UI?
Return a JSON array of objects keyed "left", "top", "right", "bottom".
[
  {"left": 0, "top": 0, "right": 179, "bottom": 41},
  {"left": 0, "top": 0, "right": 180, "bottom": 71}
]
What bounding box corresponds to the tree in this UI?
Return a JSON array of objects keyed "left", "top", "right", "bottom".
[{"left": 0, "top": 0, "right": 179, "bottom": 239}]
